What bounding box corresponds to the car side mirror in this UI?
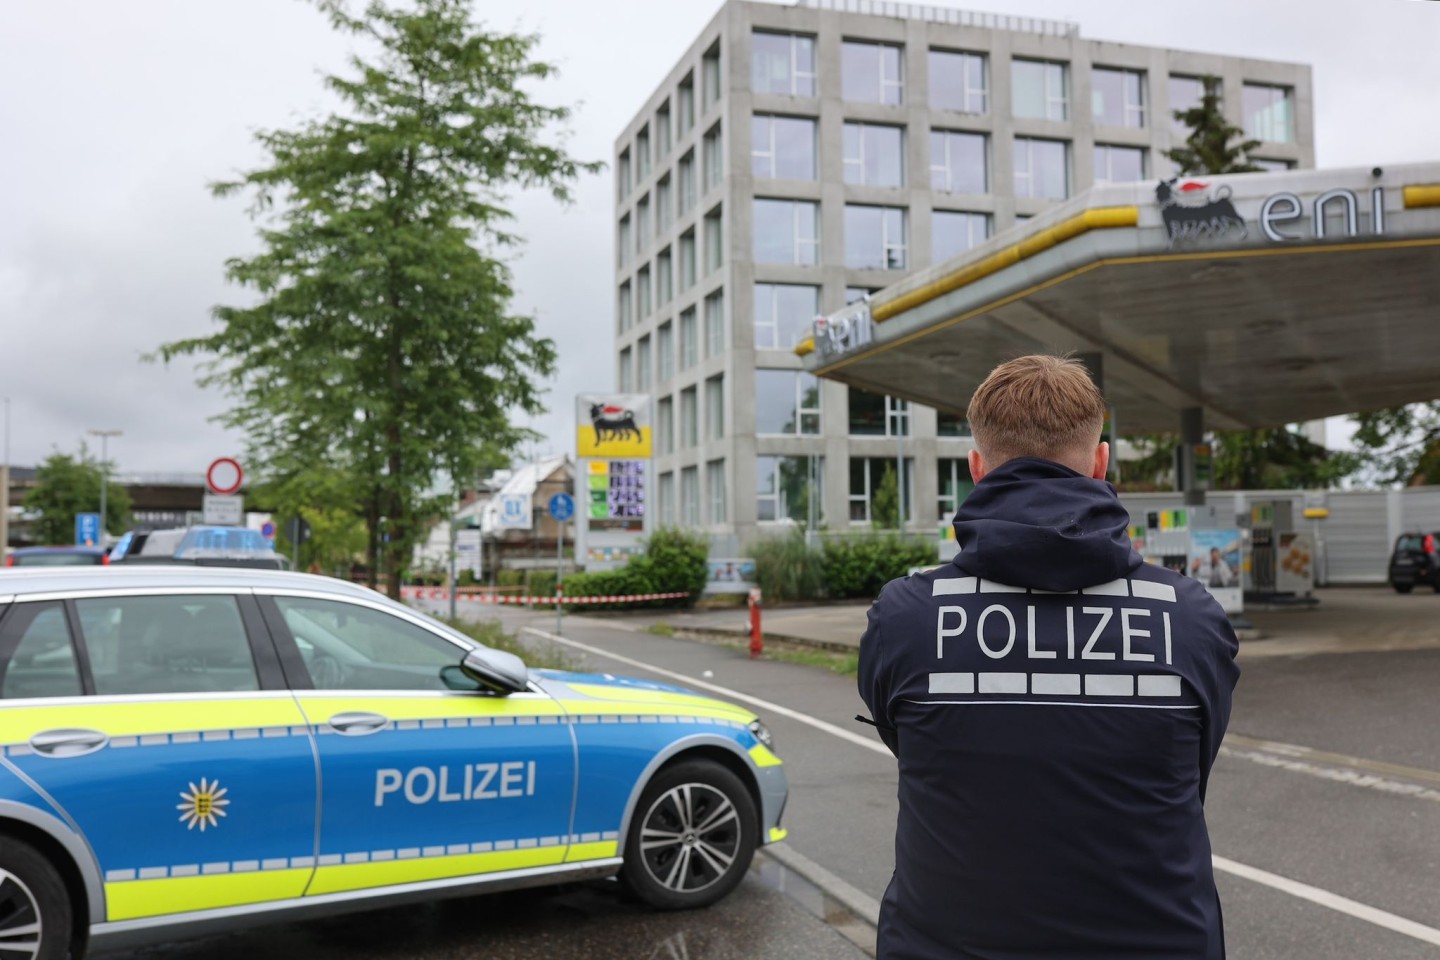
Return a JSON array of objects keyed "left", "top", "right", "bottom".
[{"left": 458, "top": 647, "right": 529, "bottom": 695}]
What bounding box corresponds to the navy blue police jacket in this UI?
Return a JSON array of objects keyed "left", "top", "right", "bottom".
[{"left": 859, "top": 457, "right": 1240, "bottom": 960}]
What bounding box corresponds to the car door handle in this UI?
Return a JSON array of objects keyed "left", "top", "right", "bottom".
[
  {"left": 327, "top": 712, "right": 390, "bottom": 736},
  {"left": 29, "top": 728, "right": 109, "bottom": 758}
]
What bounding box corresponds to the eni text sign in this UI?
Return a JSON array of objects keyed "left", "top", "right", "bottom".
[
  {"left": 576, "top": 394, "right": 652, "bottom": 459},
  {"left": 575, "top": 393, "right": 652, "bottom": 572}
]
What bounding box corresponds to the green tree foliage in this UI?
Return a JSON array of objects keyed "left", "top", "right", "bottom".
[
  {"left": 155, "top": 0, "right": 598, "bottom": 596},
  {"left": 1211, "top": 427, "right": 1359, "bottom": 490},
  {"left": 871, "top": 465, "right": 901, "bottom": 529},
  {"left": 1350, "top": 403, "right": 1440, "bottom": 486},
  {"left": 24, "top": 448, "right": 132, "bottom": 543},
  {"left": 1163, "top": 74, "right": 1262, "bottom": 176},
  {"left": 749, "top": 529, "right": 826, "bottom": 602}
]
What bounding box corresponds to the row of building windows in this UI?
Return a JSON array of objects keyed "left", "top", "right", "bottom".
[
  {"left": 748, "top": 455, "right": 976, "bottom": 525},
  {"left": 655, "top": 460, "right": 730, "bottom": 527},
  {"left": 751, "top": 32, "right": 1296, "bottom": 143},
  {"left": 619, "top": 42, "right": 723, "bottom": 202},
  {"left": 619, "top": 127, "right": 724, "bottom": 267},
  {"left": 618, "top": 290, "right": 727, "bottom": 383}
]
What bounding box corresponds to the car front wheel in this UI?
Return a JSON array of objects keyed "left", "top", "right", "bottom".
[
  {"left": 620, "top": 759, "right": 758, "bottom": 910},
  {"left": 0, "top": 838, "right": 72, "bottom": 960},
  {"left": 1393, "top": 582, "right": 1414, "bottom": 594}
]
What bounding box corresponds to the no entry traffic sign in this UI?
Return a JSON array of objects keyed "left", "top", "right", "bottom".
[{"left": 206, "top": 457, "right": 244, "bottom": 496}]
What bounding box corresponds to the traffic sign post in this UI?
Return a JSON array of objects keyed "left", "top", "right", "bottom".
[
  {"left": 548, "top": 493, "right": 575, "bottom": 635},
  {"left": 75, "top": 513, "right": 101, "bottom": 548},
  {"left": 206, "top": 458, "right": 244, "bottom": 496}
]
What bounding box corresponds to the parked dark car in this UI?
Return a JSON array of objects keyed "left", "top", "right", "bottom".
[
  {"left": 1388, "top": 532, "right": 1440, "bottom": 593},
  {"left": 4, "top": 545, "right": 110, "bottom": 567}
]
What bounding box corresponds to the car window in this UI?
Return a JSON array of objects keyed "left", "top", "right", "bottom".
[
  {"left": 1397, "top": 535, "right": 1423, "bottom": 552},
  {"left": 75, "top": 595, "right": 259, "bottom": 695},
  {"left": 13, "top": 552, "right": 104, "bottom": 567},
  {"left": 0, "top": 602, "right": 83, "bottom": 699},
  {"left": 273, "top": 597, "right": 465, "bottom": 691}
]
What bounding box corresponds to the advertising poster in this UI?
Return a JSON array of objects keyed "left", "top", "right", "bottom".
[
  {"left": 1189, "top": 528, "right": 1243, "bottom": 613},
  {"left": 576, "top": 393, "right": 652, "bottom": 572},
  {"left": 706, "top": 558, "right": 757, "bottom": 594}
]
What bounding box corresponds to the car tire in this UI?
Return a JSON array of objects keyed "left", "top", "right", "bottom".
[
  {"left": 1393, "top": 583, "right": 1413, "bottom": 594},
  {"left": 620, "top": 759, "right": 758, "bottom": 911},
  {"left": 0, "top": 838, "right": 73, "bottom": 960}
]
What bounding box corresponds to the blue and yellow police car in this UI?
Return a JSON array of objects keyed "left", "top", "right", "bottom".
[{"left": 0, "top": 567, "right": 787, "bottom": 958}]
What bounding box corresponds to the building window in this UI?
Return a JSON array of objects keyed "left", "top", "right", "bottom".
[
  {"left": 1014, "top": 137, "right": 1069, "bottom": 200},
  {"left": 846, "top": 286, "right": 875, "bottom": 304},
  {"left": 933, "top": 211, "right": 990, "bottom": 261},
  {"left": 680, "top": 307, "right": 698, "bottom": 370},
  {"left": 757, "top": 455, "right": 823, "bottom": 523},
  {"left": 1094, "top": 144, "right": 1146, "bottom": 183},
  {"left": 636, "top": 194, "right": 651, "bottom": 254},
  {"left": 848, "top": 387, "right": 908, "bottom": 436},
  {"left": 756, "top": 370, "right": 821, "bottom": 435},
  {"left": 753, "top": 199, "right": 820, "bottom": 265},
  {"left": 678, "top": 73, "right": 696, "bottom": 133},
  {"left": 930, "top": 130, "right": 987, "bottom": 194},
  {"left": 656, "top": 175, "right": 672, "bottom": 235},
  {"left": 843, "top": 123, "right": 905, "bottom": 188},
  {"left": 1252, "top": 157, "right": 1295, "bottom": 172},
  {"left": 619, "top": 347, "right": 633, "bottom": 393},
  {"left": 1169, "top": 75, "right": 1208, "bottom": 134},
  {"left": 656, "top": 103, "right": 672, "bottom": 158},
  {"left": 1012, "top": 59, "right": 1068, "bottom": 121},
  {"left": 703, "top": 41, "right": 723, "bottom": 108},
  {"left": 681, "top": 466, "right": 700, "bottom": 527},
  {"left": 752, "top": 115, "right": 817, "bottom": 180},
  {"left": 937, "top": 411, "right": 971, "bottom": 437},
  {"left": 937, "top": 458, "right": 975, "bottom": 521},
  {"left": 618, "top": 215, "right": 631, "bottom": 268},
  {"left": 707, "top": 460, "right": 727, "bottom": 524},
  {"left": 656, "top": 248, "right": 673, "bottom": 306},
  {"left": 703, "top": 123, "right": 723, "bottom": 191},
  {"left": 618, "top": 148, "right": 631, "bottom": 201},
  {"left": 637, "top": 265, "right": 652, "bottom": 318},
  {"left": 679, "top": 230, "right": 697, "bottom": 291},
  {"left": 1092, "top": 67, "right": 1146, "bottom": 128},
  {"left": 680, "top": 387, "right": 699, "bottom": 448},
  {"left": 658, "top": 471, "right": 675, "bottom": 525},
  {"left": 618, "top": 281, "right": 632, "bottom": 334},
  {"left": 845, "top": 205, "right": 907, "bottom": 270},
  {"left": 704, "top": 289, "right": 725, "bottom": 357},
  {"left": 705, "top": 375, "right": 724, "bottom": 440},
  {"left": 637, "top": 336, "right": 652, "bottom": 392},
  {"left": 849, "top": 457, "right": 913, "bottom": 524},
  {"left": 1244, "top": 82, "right": 1294, "bottom": 143},
  {"left": 929, "top": 49, "right": 987, "bottom": 114},
  {"left": 753, "top": 283, "right": 819, "bottom": 350},
  {"left": 636, "top": 124, "right": 651, "bottom": 181},
  {"left": 657, "top": 397, "right": 675, "bottom": 455},
  {"left": 752, "top": 31, "right": 815, "bottom": 97},
  {"left": 657, "top": 321, "right": 674, "bottom": 382},
  {"left": 842, "top": 40, "right": 903, "bottom": 105},
  {"left": 678, "top": 150, "right": 697, "bottom": 214},
  {"left": 704, "top": 206, "right": 724, "bottom": 273}
]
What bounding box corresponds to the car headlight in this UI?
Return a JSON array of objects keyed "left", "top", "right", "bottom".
[{"left": 748, "top": 719, "right": 774, "bottom": 750}]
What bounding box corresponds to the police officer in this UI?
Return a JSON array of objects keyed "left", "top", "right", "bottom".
[{"left": 859, "top": 355, "right": 1239, "bottom": 960}]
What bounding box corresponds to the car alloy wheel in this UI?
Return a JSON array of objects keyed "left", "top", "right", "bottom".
[
  {"left": 0, "top": 840, "right": 70, "bottom": 960},
  {"left": 0, "top": 868, "right": 42, "bottom": 960}
]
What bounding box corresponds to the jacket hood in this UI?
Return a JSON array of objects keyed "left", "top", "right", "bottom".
[{"left": 951, "top": 457, "right": 1141, "bottom": 592}]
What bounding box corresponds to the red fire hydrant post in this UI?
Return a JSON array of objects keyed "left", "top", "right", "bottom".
[{"left": 748, "top": 587, "right": 763, "bottom": 659}]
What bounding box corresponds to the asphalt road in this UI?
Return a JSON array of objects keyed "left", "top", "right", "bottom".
[{"left": 98, "top": 600, "right": 1440, "bottom": 959}]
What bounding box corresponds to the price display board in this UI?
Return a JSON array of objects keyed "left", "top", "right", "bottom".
[{"left": 587, "top": 459, "right": 646, "bottom": 531}]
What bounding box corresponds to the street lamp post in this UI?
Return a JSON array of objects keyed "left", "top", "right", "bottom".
[{"left": 87, "top": 429, "right": 122, "bottom": 542}]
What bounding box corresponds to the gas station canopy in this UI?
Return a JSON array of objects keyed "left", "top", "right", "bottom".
[{"left": 799, "top": 162, "right": 1440, "bottom": 434}]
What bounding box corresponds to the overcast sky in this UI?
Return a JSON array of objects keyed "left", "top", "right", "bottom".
[{"left": 2, "top": 0, "right": 1438, "bottom": 474}]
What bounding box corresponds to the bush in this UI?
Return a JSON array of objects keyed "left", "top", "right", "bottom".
[
  {"left": 526, "top": 570, "right": 557, "bottom": 599},
  {"left": 496, "top": 569, "right": 524, "bottom": 588},
  {"left": 820, "top": 534, "right": 938, "bottom": 599},
  {"left": 551, "top": 527, "right": 709, "bottom": 610},
  {"left": 748, "top": 530, "right": 825, "bottom": 602}
]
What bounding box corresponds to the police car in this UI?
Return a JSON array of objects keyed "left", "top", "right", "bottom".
[{"left": 0, "top": 568, "right": 787, "bottom": 958}]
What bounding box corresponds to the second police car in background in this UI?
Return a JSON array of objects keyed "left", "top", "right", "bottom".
[{"left": 0, "top": 567, "right": 787, "bottom": 959}]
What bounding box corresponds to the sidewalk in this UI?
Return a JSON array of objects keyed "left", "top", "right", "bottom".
[{"left": 597, "top": 587, "right": 1440, "bottom": 660}]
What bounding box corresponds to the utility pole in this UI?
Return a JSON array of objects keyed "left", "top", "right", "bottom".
[{"left": 87, "top": 429, "right": 122, "bottom": 542}]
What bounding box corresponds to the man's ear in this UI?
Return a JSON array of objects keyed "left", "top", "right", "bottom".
[
  {"left": 1091, "top": 442, "right": 1111, "bottom": 480},
  {"left": 969, "top": 447, "right": 988, "bottom": 483}
]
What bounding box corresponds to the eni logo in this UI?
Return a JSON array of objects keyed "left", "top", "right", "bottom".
[{"left": 177, "top": 777, "right": 230, "bottom": 831}]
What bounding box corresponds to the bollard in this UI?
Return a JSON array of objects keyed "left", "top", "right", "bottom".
[{"left": 748, "top": 587, "right": 763, "bottom": 659}]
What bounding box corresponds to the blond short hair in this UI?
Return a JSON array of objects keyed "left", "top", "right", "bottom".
[{"left": 966, "top": 355, "right": 1106, "bottom": 466}]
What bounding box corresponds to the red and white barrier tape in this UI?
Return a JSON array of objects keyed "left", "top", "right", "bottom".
[{"left": 401, "top": 587, "right": 689, "bottom": 605}]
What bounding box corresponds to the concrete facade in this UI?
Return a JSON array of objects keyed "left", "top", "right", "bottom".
[{"left": 614, "top": 0, "right": 1314, "bottom": 553}]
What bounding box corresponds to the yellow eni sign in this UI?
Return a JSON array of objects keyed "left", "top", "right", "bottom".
[{"left": 576, "top": 394, "right": 653, "bottom": 458}]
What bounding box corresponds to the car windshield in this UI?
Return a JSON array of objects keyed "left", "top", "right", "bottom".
[{"left": 1397, "top": 535, "right": 1425, "bottom": 551}]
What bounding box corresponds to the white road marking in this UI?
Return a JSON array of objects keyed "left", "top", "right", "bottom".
[
  {"left": 1212, "top": 855, "right": 1440, "bottom": 947},
  {"left": 521, "top": 626, "right": 892, "bottom": 756},
  {"left": 1221, "top": 746, "right": 1440, "bottom": 804},
  {"left": 526, "top": 622, "right": 1440, "bottom": 947}
]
